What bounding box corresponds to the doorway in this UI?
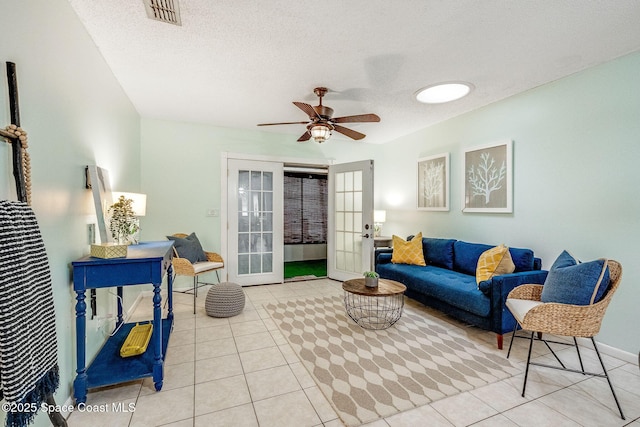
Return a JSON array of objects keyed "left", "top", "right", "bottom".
[
  {"left": 222, "top": 154, "right": 373, "bottom": 286},
  {"left": 283, "top": 167, "right": 328, "bottom": 281}
]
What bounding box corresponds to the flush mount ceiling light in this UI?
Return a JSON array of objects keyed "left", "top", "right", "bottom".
[{"left": 415, "top": 82, "right": 473, "bottom": 104}]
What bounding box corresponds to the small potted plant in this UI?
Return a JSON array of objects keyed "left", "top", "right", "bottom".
[
  {"left": 108, "top": 195, "right": 139, "bottom": 245},
  {"left": 363, "top": 271, "right": 379, "bottom": 288}
]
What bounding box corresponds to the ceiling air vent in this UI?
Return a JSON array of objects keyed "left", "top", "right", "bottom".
[{"left": 144, "top": 0, "right": 182, "bottom": 26}]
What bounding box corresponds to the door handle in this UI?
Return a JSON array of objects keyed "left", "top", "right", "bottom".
[{"left": 363, "top": 224, "right": 371, "bottom": 239}]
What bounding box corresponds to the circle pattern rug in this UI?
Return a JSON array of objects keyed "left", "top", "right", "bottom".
[{"left": 265, "top": 295, "right": 520, "bottom": 426}]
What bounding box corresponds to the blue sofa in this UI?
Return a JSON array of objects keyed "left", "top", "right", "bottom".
[{"left": 375, "top": 237, "right": 548, "bottom": 349}]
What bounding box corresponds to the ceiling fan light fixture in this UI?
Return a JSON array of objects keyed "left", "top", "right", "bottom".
[
  {"left": 310, "top": 124, "right": 332, "bottom": 143},
  {"left": 415, "top": 82, "right": 473, "bottom": 104}
]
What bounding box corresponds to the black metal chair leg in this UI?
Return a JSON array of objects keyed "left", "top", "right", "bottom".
[
  {"left": 507, "top": 321, "right": 518, "bottom": 359},
  {"left": 543, "top": 339, "right": 567, "bottom": 369},
  {"left": 591, "top": 338, "right": 625, "bottom": 420},
  {"left": 574, "top": 337, "right": 585, "bottom": 374},
  {"left": 522, "top": 331, "right": 535, "bottom": 397},
  {"left": 193, "top": 276, "right": 197, "bottom": 314}
]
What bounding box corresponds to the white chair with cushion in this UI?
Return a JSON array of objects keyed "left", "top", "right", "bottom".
[
  {"left": 167, "top": 232, "right": 224, "bottom": 314},
  {"left": 505, "top": 252, "right": 624, "bottom": 420}
]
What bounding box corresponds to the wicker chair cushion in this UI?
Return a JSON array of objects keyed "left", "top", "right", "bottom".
[
  {"left": 540, "top": 250, "right": 610, "bottom": 305},
  {"left": 205, "top": 282, "right": 245, "bottom": 318},
  {"left": 193, "top": 261, "right": 224, "bottom": 273},
  {"left": 505, "top": 298, "right": 543, "bottom": 323},
  {"left": 167, "top": 232, "right": 207, "bottom": 263}
]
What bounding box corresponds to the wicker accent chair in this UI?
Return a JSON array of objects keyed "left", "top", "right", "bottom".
[
  {"left": 505, "top": 259, "right": 624, "bottom": 420},
  {"left": 171, "top": 233, "right": 224, "bottom": 314}
]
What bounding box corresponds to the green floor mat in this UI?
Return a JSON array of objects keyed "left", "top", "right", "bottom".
[{"left": 284, "top": 259, "right": 327, "bottom": 279}]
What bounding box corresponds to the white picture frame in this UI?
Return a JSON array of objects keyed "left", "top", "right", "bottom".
[
  {"left": 417, "top": 153, "right": 449, "bottom": 211},
  {"left": 463, "top": 140, "right": 513, "bottom": 213}
]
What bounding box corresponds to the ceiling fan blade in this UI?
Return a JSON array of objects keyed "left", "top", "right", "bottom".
[
  {"left": 332, "top": 113, "right": 380, "bottom": 123},
  {"left": 333, "top": 124, "right": 366, "bottom": 140},
  {"left": 293, "top": 102, "right": 320, "bottom": 120},
  {"left": 257, "top": 121, "right": 308, "bottom": 126},
  {"left": 297, "top": 131, "right": 311, "bottom": 142}
]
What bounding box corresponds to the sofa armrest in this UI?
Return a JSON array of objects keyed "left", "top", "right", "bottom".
[
  {"left": 482, "top": 270, "right": 548, "bottom": 336},
  {"left": 479, "top": 270, "right": 548, "bottom": 300},
  {"left": 375, "top": 249, "right": 393, "bottom": 267},
  {"left": 533, "top": 257, "right": 542, "bottom": 270}
]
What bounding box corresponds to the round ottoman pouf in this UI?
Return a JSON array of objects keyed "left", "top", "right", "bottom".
[{"left": 205, "top": 282, "right": 245, "bottom": 318}]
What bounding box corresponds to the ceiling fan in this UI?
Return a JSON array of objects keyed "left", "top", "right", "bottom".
[{"left": 257, "top": 87, "right": 381, "bottom": 143}]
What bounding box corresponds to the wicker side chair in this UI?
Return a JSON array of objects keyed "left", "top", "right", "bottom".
[
  {"left": 170, "top": 233, "right": 224, "bottom": 314},
  {"left": 505, "top": 259, "right": 624, "bottom": 420}
]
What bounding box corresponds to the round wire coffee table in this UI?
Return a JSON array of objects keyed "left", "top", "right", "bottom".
[{"left": 342, "top": 278, "right": 407, "bottom": 330}]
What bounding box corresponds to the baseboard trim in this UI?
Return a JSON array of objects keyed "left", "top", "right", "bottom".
[{"left": 576, "top": 337, "right": 638, "bottom": 365}]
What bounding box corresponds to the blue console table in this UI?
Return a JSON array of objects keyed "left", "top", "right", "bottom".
[{"left": 71, "top": 241, "right": 174, "bottom": 404}]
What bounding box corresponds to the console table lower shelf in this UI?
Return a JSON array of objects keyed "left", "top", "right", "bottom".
[{"left": 84, "top": 318, "right": 173, "bottom": 390}]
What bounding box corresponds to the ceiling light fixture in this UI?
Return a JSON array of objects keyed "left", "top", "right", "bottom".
[
  {"left": 415, "top": 82, "right": 473, "bottom": 104},
  {"left": 310, "top": 124, "right": 332, "bottom": 143}
]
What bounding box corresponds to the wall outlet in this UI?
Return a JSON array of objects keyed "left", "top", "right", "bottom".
[{"left": 206, "top": 208, "right": 219, "bottom": 217}]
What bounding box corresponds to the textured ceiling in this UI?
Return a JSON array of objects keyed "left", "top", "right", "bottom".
[{"left": 67, "top": 1, "right": 640, "bottom": 145}]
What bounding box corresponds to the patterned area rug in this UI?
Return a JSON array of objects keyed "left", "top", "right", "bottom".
[{"left": 265, "top": 295, "right": 520, "bottom": 426}]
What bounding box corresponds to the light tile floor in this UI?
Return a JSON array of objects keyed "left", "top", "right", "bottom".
[{"left": 67, "top": 278, "right": 640, "bottom": 427}]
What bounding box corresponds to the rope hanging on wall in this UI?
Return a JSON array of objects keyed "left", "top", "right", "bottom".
[{"left": 2, "top": 124, "right": 31, "bottom": 205}]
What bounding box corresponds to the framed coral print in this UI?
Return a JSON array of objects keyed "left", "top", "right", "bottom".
[
  {"left": 463, "top": 140, "right": 512, "bottom": 213},
  {"left": 417, "top": 153, "right": 449, "bottom": 211}
]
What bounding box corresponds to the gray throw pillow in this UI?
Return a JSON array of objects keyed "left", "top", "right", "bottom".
[{"left": 167, "top": 232, "right": 208, "bottom": 263}]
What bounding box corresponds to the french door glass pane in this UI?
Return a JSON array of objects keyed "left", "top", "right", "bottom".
[
  {"left": 334, "top": 170, "right": 364, "bottom": 275},
  {"left": 237, "top": 169, "right": 274, "bottom": 276}
]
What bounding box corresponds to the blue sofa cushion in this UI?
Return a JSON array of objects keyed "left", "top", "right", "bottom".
[
  {"left": 540, "top": 251, "right": 610, "bottom": 305},
  {"left": 422, "top": 238, "right": 456, "bottom": 269},
  {"left": 376, "top": 263, "right": 490, "bottom": 317},
  {"left": 453, "top": 241, "right": 534, "bottom": 275}
]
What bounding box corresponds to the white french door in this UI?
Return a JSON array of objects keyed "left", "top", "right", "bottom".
[
  {"left": 227, "top": 159, "right": 284, "bottom": 285},
  {"left": 327, "top": 160, "right": 374, "bottom": 281}
]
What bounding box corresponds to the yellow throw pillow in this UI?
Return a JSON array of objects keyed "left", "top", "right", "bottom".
[
  {"left": 476, "top": 244, "right": 515, "bottom": 284},
  {"left": 391, "top": 233, "right": 426, "bottom": 266}
]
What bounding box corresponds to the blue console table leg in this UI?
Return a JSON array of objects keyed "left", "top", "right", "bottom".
[
  {"left": 152, "top": 281, "right": 163, "bottom": 391},
  {"left": 73, "top": 290, "right": 87, "bottom": 404}
]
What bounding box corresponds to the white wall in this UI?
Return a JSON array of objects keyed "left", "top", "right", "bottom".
[
  {"left": 372, "top": 52, "right": 640, "bottom": 355},
  {"left": 1, "top": 2, "right": 141, "bottom": 425}
]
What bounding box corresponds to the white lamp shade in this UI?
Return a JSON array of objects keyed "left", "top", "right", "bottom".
[
  {"left": 374, "top": 210, "right": 386, "bottom": 223},
  {"left": 112, "top": 192, "right": 147, "bottom": 216}
]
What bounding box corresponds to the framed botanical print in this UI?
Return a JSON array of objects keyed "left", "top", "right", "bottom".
[
  {"left": 417, "top": 153, "right": 449, "bottom": 211},
  {"left": 463, "top": 140, "right": 512, "bottom": 213}
]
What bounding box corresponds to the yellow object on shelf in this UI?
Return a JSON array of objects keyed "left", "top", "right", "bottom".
[
  {"left": 120, "top": 323, "right": 153, "bottom": 358},
  {"left": 91, "top": 243, "right": 128, "bottom": 259}
]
